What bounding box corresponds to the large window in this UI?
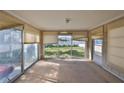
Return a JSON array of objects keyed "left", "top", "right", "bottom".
[
  {"left": 0, "top": 25, "right": 40, "bottom": 83},
  {"left": 44, "top": 35, "right": 87, "bottom": 59},
  {"left": 24, "top": 44, "right": 38, "bottom": 69},
  {"left": 0, "top": 28, "right": 22, "bottom": 83}
]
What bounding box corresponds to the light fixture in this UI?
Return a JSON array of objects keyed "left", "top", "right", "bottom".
[
  {"left": 60, "top": 18, "right": 71, "bottom": 35},
  {"left": 60, "top": 32, "right": 68, "bottom": 34},
  {"left": 65, "top": 18, "right": 71, "bottom": 24}
]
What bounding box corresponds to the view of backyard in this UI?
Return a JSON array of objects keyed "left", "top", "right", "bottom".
[
  {"left": 44, "top": 35, "right": 86, "bottom": 59},
  {"left": 45, "top": 45, "right": 85, "bottom": 59}
]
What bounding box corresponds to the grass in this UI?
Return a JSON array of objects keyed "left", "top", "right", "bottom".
[{"left": 45, "top": 46, "right": 85, "bottom": 58}]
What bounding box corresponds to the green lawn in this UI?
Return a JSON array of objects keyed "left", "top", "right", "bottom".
[{"left": 45, "top": 46, "right": 85, "bottom": 58}]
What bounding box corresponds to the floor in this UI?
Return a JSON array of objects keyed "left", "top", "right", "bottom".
[{"left": 15, "top": 59, "right": 123, "bottom": 83}]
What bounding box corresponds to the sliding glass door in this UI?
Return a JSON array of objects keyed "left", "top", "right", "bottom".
[{"left": 0, "top": 28, "right": 22, "bottom": 83}]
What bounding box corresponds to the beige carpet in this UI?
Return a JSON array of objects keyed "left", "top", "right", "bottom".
[{"left": 15, "top": 59, "right": 123, "bottom": 83}]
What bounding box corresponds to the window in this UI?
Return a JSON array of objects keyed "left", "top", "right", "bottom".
[
  {"left": 58, "top": 35, "right": 72, "bottom": 58},
  {"left": 44, "top": 35, "right": 87, "bottom": 59},
  {"left": 94, "top": 39, "right": 103, "bottom": 56},
  {"left": 0, "top": 28, "right": 22, "bottom": 83},
  {"left": 44, "top": 43, "right": 58, "bottom": 59},
  {"left": 24, "top": 44, "right": 38, "bottom": 69},
  {"left": 23, "top": 26, "right": 40, "bottom": 69},
  {"left": 72, "top": 40, "right": 86, "bottom": 58},
  {"left": 0, "top": 26, "right": 40, "bottom": 82}
]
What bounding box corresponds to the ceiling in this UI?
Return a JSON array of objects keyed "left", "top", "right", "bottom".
[{"left": 6, "top": 10, "right": 124, "bottom": 31}]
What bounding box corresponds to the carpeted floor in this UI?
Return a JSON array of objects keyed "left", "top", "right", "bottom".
[{"left": 15, "top": 59, "right": 123, "bottom": 83}]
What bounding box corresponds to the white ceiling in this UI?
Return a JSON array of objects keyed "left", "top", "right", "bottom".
[{"left": 6, "top": 10, "right": 124, "bottom": 31}]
